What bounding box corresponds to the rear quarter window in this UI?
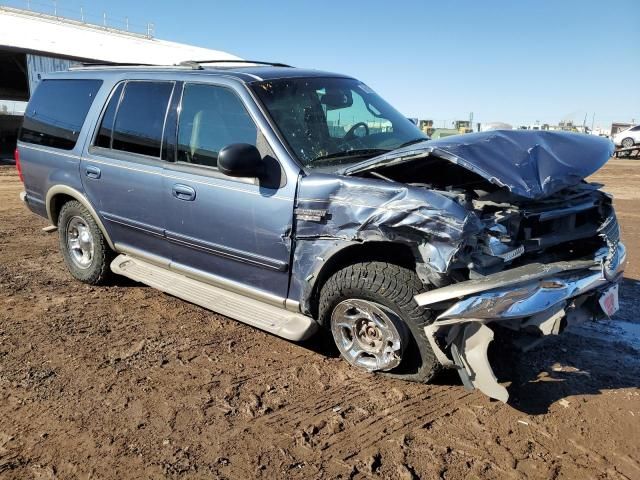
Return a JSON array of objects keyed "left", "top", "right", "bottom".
[{"left": 20, "top": 79, "right": 103, "bottom": 150}]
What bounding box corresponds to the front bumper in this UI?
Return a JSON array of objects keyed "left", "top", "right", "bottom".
[{"left": 415, "top": 242, "right": 627, "bottom": 402}]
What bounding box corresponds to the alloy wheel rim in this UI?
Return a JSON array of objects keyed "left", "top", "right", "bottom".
[
  {"left": 66, "top": 216, "right": 95, "bottom": 269},
  {"left": 331, "top": 299, "right": 404, "bottom": 372}
]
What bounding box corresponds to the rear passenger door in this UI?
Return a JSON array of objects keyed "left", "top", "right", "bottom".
[
  {"left": 82, "top": 80, "right": 175, "bottom": 259},
  {"left": 163, "top": 82, "right": 295, "bottom": 300}
]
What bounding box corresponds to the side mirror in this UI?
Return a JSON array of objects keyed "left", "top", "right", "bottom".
[{"left": 218, "top": 143, "right": 263, "bottom": 178}]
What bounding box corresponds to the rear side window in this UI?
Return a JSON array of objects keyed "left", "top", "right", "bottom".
[
  {"left": 20, "top": 79, "right": 102, "bottom": 150},
  {"left": 111, "top": 81, "right": 174, "bottom": 157},
  {"left": 177, "top": 84, "right": 257, "bottom": 168}
]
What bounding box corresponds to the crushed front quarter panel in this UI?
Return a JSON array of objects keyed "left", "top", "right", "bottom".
[{"left": 289, "top": 173, "right": 484, "bottom": 313}]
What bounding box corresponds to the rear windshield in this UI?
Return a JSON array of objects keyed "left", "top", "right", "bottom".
[{"left": 20, "top": 79, "right": 102, "bottom": 150}]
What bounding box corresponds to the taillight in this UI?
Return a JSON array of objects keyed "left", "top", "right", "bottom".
[{"left": 14, "top": 147, "right": 24, "bottom": 183}]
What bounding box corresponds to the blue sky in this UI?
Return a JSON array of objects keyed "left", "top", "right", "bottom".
[{"left": 43, "top": 0, "right": 640, "bottom": 128}]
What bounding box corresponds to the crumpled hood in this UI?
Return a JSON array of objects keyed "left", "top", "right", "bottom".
[{"left": 342, "top": 130, "right": 615, "bottom": 200}]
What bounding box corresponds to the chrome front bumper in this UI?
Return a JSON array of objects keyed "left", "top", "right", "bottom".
[{"left": 415, "top": 242, "right": 626, "bottom": 402}]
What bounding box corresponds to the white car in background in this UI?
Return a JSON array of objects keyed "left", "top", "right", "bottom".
[{"left": 612, "top": 125, "right": 640, "bottom": 148}]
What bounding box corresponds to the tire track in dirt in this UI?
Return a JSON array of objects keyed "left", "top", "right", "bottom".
[
  {"left": 227, "top": 377, "right": 473, "bottom": 457},
  {"left": 216, "top": 381, "right": 475, "bottom": 479},
  {"left": 323, "top": 390, "right": 471, "bottom": 462}
]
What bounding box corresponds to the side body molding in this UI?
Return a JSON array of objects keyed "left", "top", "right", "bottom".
[{"left": 45, "top": 185, "right": 116, "bottom": 251}]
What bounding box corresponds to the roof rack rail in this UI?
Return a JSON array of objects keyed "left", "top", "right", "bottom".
[
  {"left": 69, "top": 61, "right": 155, "bottom": 70},
  {"left": 177, "top": 59, "right": 292, "bottom": 70}
]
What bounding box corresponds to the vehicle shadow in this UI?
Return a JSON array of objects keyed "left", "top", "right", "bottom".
[
  {"left": 300, "top": 278, "right": 640, "bottom": 415},
  {"left": 300, "top": 327, "right": 340, "bottom": 358},
  {"left": 108, "top": 275, "right": 141, "bottom": 288},
  {"left": 500, "top": 277, "right": 640, "bottom": 415}
]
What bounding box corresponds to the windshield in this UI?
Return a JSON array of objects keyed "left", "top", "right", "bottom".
[{"left": 252, "top": 77, "right": 427, "bottom": 168}]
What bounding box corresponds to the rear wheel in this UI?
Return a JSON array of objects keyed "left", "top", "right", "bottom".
[
  {"left": 58, "top": 200, "right": 113, "bottom": 285},
  {"left": 621, "top": 137, "right": 635, "bottom": 148},
  {"left": 319, "top": 262, "right": 440, "bottom": 383}
]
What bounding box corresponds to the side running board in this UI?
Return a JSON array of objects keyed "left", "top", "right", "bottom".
[{"left": 110, "top": 254, "right": 317, "bottom": 341}]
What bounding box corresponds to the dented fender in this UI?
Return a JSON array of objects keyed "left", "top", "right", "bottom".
[{"left": 289, "top": 173, "right": 484, "bottom": 314}]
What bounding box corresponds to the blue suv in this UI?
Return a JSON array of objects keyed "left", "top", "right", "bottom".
[{"left": 17, "top": 61, "right": 625, "bottom": 401}]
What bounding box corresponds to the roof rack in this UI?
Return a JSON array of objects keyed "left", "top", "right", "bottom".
[
  {"left": 72, "top": 61, "right": 154, "bottom": 68},
  {"left": 67, "top": 59, "right": 293, "bottom": 72},
  {"left": 177, "top": 59, "right": 292, "bottom": 70}
]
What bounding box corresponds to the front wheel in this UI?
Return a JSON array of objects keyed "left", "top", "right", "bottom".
[
  {"left": 621, "top": 137, "right": 635, "bottom": 148},
  {"left": 319, "top": 262, "right": 440, "bottom": 383},
  {"left": 58, "top": 200, "right": 114, "bottom": 285}
]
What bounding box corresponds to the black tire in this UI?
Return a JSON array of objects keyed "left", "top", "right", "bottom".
[
  {"left": 318, "top": 261, "right": 440, "bottom": 383},
  {"left": 621, "top": 137, "right": 635, "bottom": 149},
  {"left": 58, "top": 200, "right": 113, "bottom": 285}
]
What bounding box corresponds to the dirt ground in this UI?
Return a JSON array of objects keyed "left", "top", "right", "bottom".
[{"left": 1, "top": 160, "right": 639, "bottom": 479}]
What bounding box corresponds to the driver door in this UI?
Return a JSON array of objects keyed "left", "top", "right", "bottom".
[{"left": 163, "top": 82, "right": 295, "bottom": 300}]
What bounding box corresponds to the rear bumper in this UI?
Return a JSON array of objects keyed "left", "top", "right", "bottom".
[
  {"left": 415, "top": 242, "right": 626, "bottom": 402},
  {"left": 19, "top": 190, "right": 49, "bottom": 219}
]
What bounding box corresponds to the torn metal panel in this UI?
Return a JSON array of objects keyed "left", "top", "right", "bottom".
[
  {"left": 341, "top": 130, "right": 615, "bottom": 200},
  {"left": 289, "top": 173, "right": 484, "bottom": 311},
  {"left": 289, "top": 238, "right": 358, "bottom": 313},
  {"left": 452, "top": 323, "right": 509, "bottom": 403},
  {"left": 522, "top": 306, "right": 565, "bottom": 336},
  {"left": 420, "top": 242, "right": 626, "bottom": 402},
  {"left": 415, "top": 257, "right": 599, "bottom": 307},
  {"left": 416, "top": 243, "right": 626, "bottom": 311},
  {"left": 294, "top": 174, "right": 481, "bottom": 240}
]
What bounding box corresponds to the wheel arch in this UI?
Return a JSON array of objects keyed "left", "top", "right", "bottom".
[
  {"left": 307, "top": 241, "right": 417, "bottom": 320},
  {"left": 46, "top": 185, "right": 116, "bottom": 251}
]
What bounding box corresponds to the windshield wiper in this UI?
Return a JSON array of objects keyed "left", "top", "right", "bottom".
[
  {"left": 397, "top": 138, "right": 429, "bottom": 149},
  {"left": 311, "top": 148, "right": 391, "bottom": 163}
]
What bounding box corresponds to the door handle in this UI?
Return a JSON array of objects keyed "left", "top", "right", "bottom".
[
  {"left": 172, "top": 184, "right": 196, "bottom": 201},
  {"left": 85, "top": 165, "right": 101, "bottom": 179}
]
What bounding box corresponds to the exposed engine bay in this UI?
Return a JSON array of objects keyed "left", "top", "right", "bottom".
[{"left": 356, "top": 155, "right": 616, "bottom": 281}]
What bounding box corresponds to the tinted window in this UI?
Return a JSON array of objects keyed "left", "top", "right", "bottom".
[
  {"left": 20, "top": 79, "right": 102, "bottom": 150},
  {"left": 112, "top": 82, "right": 173, "bottom": 157},
  {"left": 95, "top": 83, "right": 124, "bottom": 148},
  {"left": 177, "top": 84, "right": 257, "bottom": 168}
]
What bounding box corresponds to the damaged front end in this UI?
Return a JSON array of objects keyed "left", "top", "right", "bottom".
[
  {"left": 342, "top": 130, "right": 623, "bottom": 402},
  {"left": 416, "top": 240, "right": 625, "bottom": 402},
  {"left": 293, "top": 130, "right": 624, "bottom": 401}
]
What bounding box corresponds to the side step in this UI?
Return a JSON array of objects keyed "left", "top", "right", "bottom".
[{"left": 110, "top": 255, "right": 317, "bottom": 341}]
